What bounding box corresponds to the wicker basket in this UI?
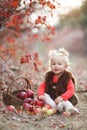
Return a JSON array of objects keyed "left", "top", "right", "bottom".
[{"left": 3, "top": 76, "right": 32, "bottom": 108}]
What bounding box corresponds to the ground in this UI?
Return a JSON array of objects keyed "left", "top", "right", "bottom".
[
  {"left": 0, "top": 93, "right": 87, "bottom": 130},
  {"left": 0, "top": 55, "right": 87, "bottom": 130}
]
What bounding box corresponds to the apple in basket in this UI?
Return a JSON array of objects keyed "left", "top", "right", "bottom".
[
  {"left": 26, "top": 89, "right": 34, "bottom": 99},
  {"left": 23, "top": 103, "right": 33, "bottom": 112},
  {"left": 24, "top": 98, "right": 34, "bottom": 105},
  {"left": 17, "top": 91, "right": 28, "bottom": 100},
  {"left": 34, "top": 99, "right": 44, "bottom": 107}
]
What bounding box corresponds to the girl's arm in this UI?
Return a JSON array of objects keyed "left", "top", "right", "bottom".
[
  {"left": 37, "top": 82, "right": 46, "bottom": 96},
  {"left": 61, "top": 79, "right": 75, "bottom": 101}
]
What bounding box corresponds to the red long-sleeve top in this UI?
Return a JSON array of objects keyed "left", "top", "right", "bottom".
[{"left": 37, "top": 76, "right": 75, "bottom": 101}]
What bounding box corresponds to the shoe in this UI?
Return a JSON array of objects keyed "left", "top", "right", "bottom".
[
  {"left": 63, "top": 107, "right": 79, "bottom": 117},
  {"left": 68, "top": 107, "right": 79, "bottom": 115}
]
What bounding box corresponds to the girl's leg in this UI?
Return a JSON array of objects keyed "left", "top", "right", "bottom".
[
  {"left": 57, "top": 100, "right": 79, "bottom": 114},
  {"left": 63, "top": 100, "right": 79, "bottom": 113},
  {"left": 44, "top": 93, "right": 57, "bottom": 108},
  {"left": 57, "top": 101, "right": 65, "bottom": 113}
]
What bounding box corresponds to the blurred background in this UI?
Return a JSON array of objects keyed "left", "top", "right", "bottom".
[{"left": 0, "top": 0, "right": 87, "bottom": 90}]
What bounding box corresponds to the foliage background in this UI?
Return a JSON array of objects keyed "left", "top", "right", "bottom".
[
  {"left": 0, "top": 0, "right": 87, "bottom": 91},
  {"left": 0, "top": 1, "right": 87, "bottom": 130}
]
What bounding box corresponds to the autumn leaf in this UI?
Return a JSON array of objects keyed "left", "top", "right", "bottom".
[
  {"left": 46, "top": 25, "right": 52, "bottom": 30},
  {"left": 48, "top": 4, "right": 55, "bottom": 9},
  {"left": 39, "top": 0, "right": 46, "bottom": 5},
  {"left": 12, "top": 16, "right": 17, "bottom": 24},
  {"left": 35, "top": 19, "right": 40, "bottom": 24},
  {"left": 35, "top": 16, "right": 41, "bottom": 24},
  {"left": 32, "top": 34, "right": 38, "bottom": 38},
  {"left": 7, "top": 49, "right": 15, "bottom": 56},
  {"left": 35, "top": 16, "right": 46, "bottom": 24},
  {"left": 43, "top": 16, "right": 46, "bottom": 21},
  {"left": 42, "top": 34, "right": 51, "bottom": 42},
  {"left": 25, "top": 9, "right": 30, "bottom": 15},
  {"left": 7, "top": 37, "right": 15, "bottom": 44},
  {"left": 4, "top": 12, "right": 11, "bottom": 18},
  {"left": 0, "top": 45, "right": 5, "bottom": 52},
  {"left": 5, "top": 21, "right": 14, "bottom": 27},
  {"left": 33, "top": 62, "right": 39, "bottom": 71},
  {"left": 20, "top": 56, "right": 26, "bottom": 64},
  {"left": 26, "top": 54, "right": 31, "bottom": 60},
  {"left": 46, "top": 1, "right": 55, "bottom": 9},
  {"left": 33, "top": 52, "right": 39, "bottom": 62},
  {"left": 11, "top": 1, "right": 19, "bottom": 8},
  {"left": 45, "top": 25, "right": 55, "bottom": 34}
]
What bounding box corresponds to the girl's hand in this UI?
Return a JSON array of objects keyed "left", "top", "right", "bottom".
[
  {"left": 37, "top": 95, "right": 44, "bottom": 100},
  {"left": 55, "top": 96, "right": 63, "bottom": 104}
]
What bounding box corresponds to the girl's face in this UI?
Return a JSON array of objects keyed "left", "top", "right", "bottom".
[{"left": 50, "top": 56, "right": 67, "bottom": 75}]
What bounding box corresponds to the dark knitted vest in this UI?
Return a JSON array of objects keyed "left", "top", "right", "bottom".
[{"left": 44, "top": 71, "right": 78, "bottom": 106}]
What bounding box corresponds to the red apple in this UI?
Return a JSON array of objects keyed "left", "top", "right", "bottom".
[
  {"left": 42, "top": 104, "right": 51, "bottom": 113},
  {"left": 34, "top": 99, "right": 44, "bottom": 107},
  {"left": 17, "top": 91, "right": 28, "bottom": 100},
  {"left": 44, "top": 104, "right": 52, "bottom": 109},
  {"left": 33, "top": 107, "right": 42, "bottom": 114},
  {"left": 6, "top": 105, "right": 15, "bottom": 111},
  {"left": 26, "top": 89, "right": 34, "bottom": 99},
  {"left": 24, "top": 98, "right": 34, "bottom": 105},
  {"left": 23, "top": 103, "right": 33, "bottom": 112}
]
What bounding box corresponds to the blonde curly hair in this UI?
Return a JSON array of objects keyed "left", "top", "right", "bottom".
[{"left": 48, "top": 48, "right": 70, "bottom": 69}]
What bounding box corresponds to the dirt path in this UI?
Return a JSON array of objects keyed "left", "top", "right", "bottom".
[
  {"left": 0, "top": 93, "right": 87, "bottom": 130},
  {"left": 0, "top": 56, "right": 87, "bottom": 130}
]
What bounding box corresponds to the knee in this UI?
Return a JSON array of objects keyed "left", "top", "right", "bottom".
[{"left": 51, "top": 102, "right": 57, "bottom": 108}]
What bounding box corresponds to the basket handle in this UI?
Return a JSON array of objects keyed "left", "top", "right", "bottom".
[
  {"left": 7, "top": 76, "right": 32, "bottom": 94},
  {"left": 16, "top": 76, "right": 31, "bottom": 89}
]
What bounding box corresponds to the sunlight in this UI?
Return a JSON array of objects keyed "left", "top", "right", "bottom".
[
  {"left": 46, "top": 0, "right": 84, "bottom": 25},
  {"left": 58, "top": 0, "right": 83, "bottom": 7},
  {"left": 57, "top": 0, "right": 84, "bottom": 14},
  {"left": 18, "top": 0, "right": 84, "bottom": 28}
]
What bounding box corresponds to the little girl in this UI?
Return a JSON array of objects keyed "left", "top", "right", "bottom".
[{"left": 37, "top": 48, "right": 79, "bottom": 116}]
